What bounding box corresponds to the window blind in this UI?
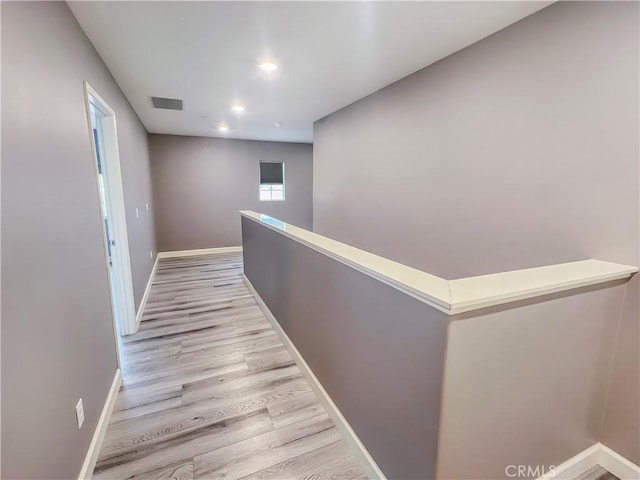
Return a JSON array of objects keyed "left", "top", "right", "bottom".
[{"left": 260, "top": 162, "right": 284, "bottom": 184}]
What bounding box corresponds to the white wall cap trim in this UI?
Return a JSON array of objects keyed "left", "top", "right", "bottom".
[
  {"left": 240, "top": 211, "right": 637, "bottom": 316},
  {"left": 448, "top": 259, "right": 638, "bottom": 314},
  {"left": 240, "top": 210, "right": 451, "bottom": 312}
]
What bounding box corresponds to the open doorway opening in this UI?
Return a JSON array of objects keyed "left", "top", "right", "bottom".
[{"left": 84, "top": 82, "right": 137, "bottom": 365}]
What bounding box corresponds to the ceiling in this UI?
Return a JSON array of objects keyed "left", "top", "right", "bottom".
[{"left": 69, "top": 1, "right": 551, "bottom": 144}]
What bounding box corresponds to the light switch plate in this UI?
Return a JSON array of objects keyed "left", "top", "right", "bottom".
[{"left": 135, "top": 207, "right": 139, "bottom": 218}]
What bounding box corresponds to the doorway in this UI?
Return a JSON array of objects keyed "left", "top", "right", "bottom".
[{"left": 84, "top": 83, "right": 137, "bottom": 358}]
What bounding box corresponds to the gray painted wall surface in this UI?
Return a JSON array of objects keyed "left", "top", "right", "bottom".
[
  {"left": 313, "top": 1, "right": 639, "bottom": 465},
  {"left": 242, "top": 217, "right": 448, "bottom": 480},
  {"left": 314, "top": 1, "right": 638, "bottom": 279},
  {"left": 150, "top": 135, "right": 312, "bottom": 252},
  {"left": 1, "top": 2, "right": 156, "bottom": 478},
  {"left": 437, "top": 282, "right": 628, "bottom": 479},
  {"left": 601, "top": 275, "right": 640, "bottom": 464}
]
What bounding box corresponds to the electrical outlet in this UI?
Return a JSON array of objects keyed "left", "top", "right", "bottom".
[
  {"left": 146, "top": 202, "right": 149, "bottom": 212},
  {"left": 135, "top": 207, "right": 139, "bottom": 218},
  {"left": 76, "top": 399, "right": 85, "bottom": 429}
]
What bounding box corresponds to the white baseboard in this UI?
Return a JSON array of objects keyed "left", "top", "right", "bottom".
[
  {"left": 242, "top": 274, "right": 386, "bottom": 480},
  {"left": 598, "top": 443, "right": 640, "bottom": 480},
  {"left": 537, "top": 443, "right": 640, "bottom": 480},
  {"left": 537, "top": 444, "right": 601, "bottom": 480},
  {"left": 78, "top": 369, "right": 122, "bottom": 480},
  {"left": 158, "top": 246, "right": 242, "bottom": 259},
  {"left": 135, "top": 256, "right": 158, "bottom": 332}
]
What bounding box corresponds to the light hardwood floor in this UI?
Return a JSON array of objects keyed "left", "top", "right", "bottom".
[
  {"left": 93, "top": 252, "right": 367, "bottom": 480},
  {"left": 574, "top": 465, "right": 620, "bottom": 480}
]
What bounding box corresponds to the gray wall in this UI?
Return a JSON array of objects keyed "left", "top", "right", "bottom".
[
  {"left": 314, "top": 1, "right": 638, "bottom": 279},
  {"left": 242, "top": 217, "right": 448, "bottom": 480},
  {"left": 601, "top": 275, "right": 640, "bottom": 464},
  {"left": 121, "top": 125, "right": 157, "bottom": 309},
  {"left": 437, "top": 281, "right": 628, "bottom": 479},
  {"left": 1, "top": 2, "right": 156, "bottom": 478},
  {"left": 313, "top": 1, "right": 639, "bottom": 465},
  {"left": 150, "top": 135, "right": 313, "bottom": 252}
]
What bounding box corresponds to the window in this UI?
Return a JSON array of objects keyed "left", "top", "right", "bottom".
[{"left": 259, "top": 162, "right": 285, "bottom": 201}]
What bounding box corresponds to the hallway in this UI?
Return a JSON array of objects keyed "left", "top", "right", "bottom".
[{"left": 93, "top": 252, "right": 366, "bottom": 480}]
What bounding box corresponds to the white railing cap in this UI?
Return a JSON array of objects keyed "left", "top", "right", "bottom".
[{"left": 241, "top": 211, "right": 637, "bottom": 315}]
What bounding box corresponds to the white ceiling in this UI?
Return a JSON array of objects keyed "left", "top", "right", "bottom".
[{"left": 69, "top": 1, "right": 551, "bottom": 144}]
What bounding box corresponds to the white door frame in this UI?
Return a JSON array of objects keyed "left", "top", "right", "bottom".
[{"left": 83, "top": 82, "right": 137, "bottom": 340}]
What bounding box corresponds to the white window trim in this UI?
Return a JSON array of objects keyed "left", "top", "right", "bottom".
[{"left": 259, "top": 162, "right": 285, "bottom": 202}]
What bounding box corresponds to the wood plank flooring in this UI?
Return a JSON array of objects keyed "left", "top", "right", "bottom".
[
  {"left": 574, "top": 465, "right": 620, "bottom": 480},
  {"left": 93, "top": 252, "right": 367, "bottom": 480}
]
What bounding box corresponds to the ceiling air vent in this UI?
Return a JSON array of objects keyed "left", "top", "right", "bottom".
[{"left": 150, "top": 96, "right": 183, "bottom": 110}]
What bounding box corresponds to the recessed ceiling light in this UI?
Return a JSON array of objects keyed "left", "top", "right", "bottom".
[
  {"left": 274, "top": 121, "right": 282, "bottom": 127},
  {"left": 231, "top": 103, "right": 245, "bottom": 113},
  {"left": 258, "top": 61, "right": 278, "bottom": 71},
  {"left": 217, "top": 123, "right": 229, "bottom": 132}
]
